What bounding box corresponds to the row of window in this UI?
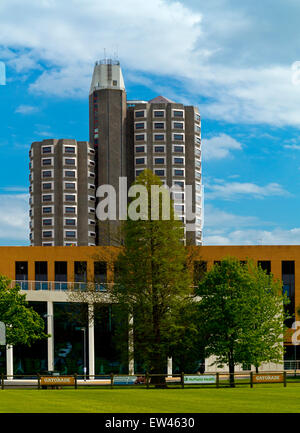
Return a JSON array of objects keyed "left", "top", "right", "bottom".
[
  {"left": 37, "top": 182, "right": 95, "bottom": 192},
  {"left": 40, "top": 194, "right": 95, "bottom": 203},
  {"left": 31, "top": 169, "right": 95, "bottom": 181},
  {"left": 135, "top": 109, "right": 185, "bottom": 119},
  {"left": 135, "top": 144, "right": 185, "bottom": 154},
  {"left": 38, "top": 230, "right": 96, "bottom": 239},
  {"left": 38, "top": 158, "right": 95, "bottom": 167},
  {"left": 15, "top": 260, "right": 107, "bottom": 283},
  {"left": 42, "top": 218, "right": 95, "bottom": 227},
  {"left": 135, "top": 133, "right": 185, "bottom": 142},
  {"left": 135, "top": 168, "right": 185, "bottom": 178},
  {"left": 135, "top": 121, "right": 185, "bottom": 130},
  {"left": 135, "top": 156, "right": 185, "bottom": 165},
  {"left": 38, "top": 206, "right": 95, "bottom": 215},
  {"left": 33, "top": 145, "right": 95, "bottom": 156}
]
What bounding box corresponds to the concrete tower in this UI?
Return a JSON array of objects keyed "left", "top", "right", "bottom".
[{"left": 89, "top": 59, "right": 127, "bottom": 245}]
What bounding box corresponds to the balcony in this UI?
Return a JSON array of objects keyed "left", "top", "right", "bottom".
[{"left": 11, "top": 280, "right": 109, "bottom": 292}]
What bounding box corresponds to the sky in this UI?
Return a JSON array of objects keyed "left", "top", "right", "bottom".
[{"left": 1, "top": 0, "right": 300, "bottom": 246}]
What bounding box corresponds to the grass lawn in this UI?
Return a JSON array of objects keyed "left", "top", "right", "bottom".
[{"left": 1, "top": 384, "right": 300, "bottom": 413}]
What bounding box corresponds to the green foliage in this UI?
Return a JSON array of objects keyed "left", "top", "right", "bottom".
[
  {"left": 112, "top": 170, "right": 194, "bottom": 375},
  {"left": 0, "top": 275, "right": 48, "bottom": 346},
  {"left": 196, "top": 257, "right": 288, "bottom": 380}
]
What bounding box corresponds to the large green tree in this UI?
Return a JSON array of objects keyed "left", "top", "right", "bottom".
[
  {"left": 0, "top": 276, "right": 48, "bottom": 346},
  {"left": 196, "top": 257, "right": 288, "bottom": 387},
  {"left": 112, "top": 169, "right": 195, "bottom": 385}
]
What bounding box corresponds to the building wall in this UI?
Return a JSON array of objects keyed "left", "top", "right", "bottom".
[
  {"left": 1, "top": 244, "right": 299, "bottom": 321},
  {"left": 30, "top": 140, "right": 96, "bottom": 246}
]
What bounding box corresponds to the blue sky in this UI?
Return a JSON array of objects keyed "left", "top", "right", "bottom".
[{"left": 1, "top": 0, "right": 300, "bottom": 246}]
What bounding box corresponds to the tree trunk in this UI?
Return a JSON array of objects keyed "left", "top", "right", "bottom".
[{"left": 228, "top": 353, "right": 235, "bottom": 388}]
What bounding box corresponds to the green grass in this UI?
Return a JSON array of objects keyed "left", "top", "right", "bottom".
[{"left": 1, "top": 384, "right": 300, "bottom": 413}]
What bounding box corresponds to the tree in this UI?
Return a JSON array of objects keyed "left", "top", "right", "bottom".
[
  {"left": 112, "top": 169, "right": 194, "bottom": 386},
  {"left": 0, "top": 276, "right": 48, "bottom": 346},
  {"left": 197, "top": 257, "right": 288, "bottom": 387}
]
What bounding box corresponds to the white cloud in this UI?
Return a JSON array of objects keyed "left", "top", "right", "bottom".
[
  {"left": 203, "top": 204, "right": 300, "bottom": 246},
  {"left": 0, "top": 194, "right": 29, "bottom": 243},
  {"left": 204, "top": 227, "right": 300, "bottom": 246},
  {"left": 202, "top": 133, "right": 242, "bottom": 160},
  {"left": 205, "top": 180, "right": 289, "bottom": 200},
  {"left": 15, "top": 105, "right": 38, "bottom": 114},
  {"left": 1, "top": 0, "right": 300, "bottom": 126}
]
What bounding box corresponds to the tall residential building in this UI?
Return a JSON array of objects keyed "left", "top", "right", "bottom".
[
  {"left": 126, "top": 96, "right": 202, "bottom": 245},
  {"left": 29, "top": 59, "right": 203, "bottom": 246},
  {"left": 29, "top": 139, "right": 96, "bottom": 246}
]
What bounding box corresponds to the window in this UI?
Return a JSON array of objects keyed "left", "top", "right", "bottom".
[
  {"left": 175, "top": 204, "right": 184, "bottom": 214},
  {"left": 135, "top": 110, "right": 145, "bottom": 118},
  {"left": 135, "top": 145, "right": 146, "bottom": 153},
  {"left": 173, "top": 145, "right": 184, "bottom": 153},
  {"left": 135, "top": 157, "right": 146, "bottom": 165},
  {"left": 154, "top": 134, "right": 165, "bottom": 141},
  {"left": 154, "top": 122, "right": 165, "bottom": 129},
  {"left": 258, "top": 261, "right": 271, "bottom": 274},
  {"left": 42, "top": 194, "right": 53, "bottom": 202},
  {"left": 154, "top": 146, "right": 165, "bottom": 153},
  {"left": 195, "top": 113, "right": 201, "bottom": 122},
  {"left": 65, "top": 206, "right": 76, "bottom": 214},
  {"left": 173, "top": 168, "right": 184, "bottom": 176},
  {"left": 64, "top": 146, "right": 76, "bottom": 154},
  {"left": 135, "top": 134, "right": 146, "bottom": 141},
  {"left": 154, "top": 157, "right": 165, "bottom": 165},
  {"left": 89, "top": 231, "right": 96, "bottom": 237},
  {"left": 64, "top": 182, "right": 76, "bottom": 190},
  {"left": 42, "top": 170, "right": 53, "bottom": 178},
  {"left": 15, "top": 261, "right": 28, "bottom": 282},
  {"left": 195, "top": 125, "right": 201, "bottom": 133},
  {"left": 42, "top": 206, "right": 53, "bottom": 214},
  {"left": 173, "top": 110, "right": 184, "bottom": 118},
  {"left": 94, "top": 261, "right": 107, "bottom": 284},
  {"left": 65, "top": 230, "right": 76, "bottom": 238},
  {"left": 195, "top": 170, "right": 201, "bottom": 179},
  {"left": 55, "top": 261, "right": 67, "bottom": 284},
  {"left": 173, "top": 157, "right": 184, "bottom": 164},
  {"left": 42, "top": 242, "right": 54, "bottom": 247},
  {"left": 173, "top": 133, "right": 184, "bottom": 141},
  {"left": 65, "top": 194, "right": 76, "bottom": 202},
  {"left": 135, "top": 122, "right": 145, "bottom": 130},
  {"left": 35, "top": 261, "right": 48, "bottom": 285},
  {"left": 64, "top": 158, "right": 76, "bottom": 166},
  {"left": 75, "top": 261, "right": 87, "bottom": 283},
  {"left": 154, "top": 169, "right": 165, "bottom": 177},
  {"left": 135, "top": 169, "right": 144, "bottom": 177},
  {"left": 195, "top": 136, "right": 201, "bottom": 145},
  {"left": 65, "top": 218, "right": 76, "bottom": 226},
  {"left": 64, "top": 170, "right": 76, "bottom": 178},
  {"left": 173, "top": 180, "right": 185, "bottom": 189},
  {"left": 42, "top": 146, "right": 53, "bottom": 154},
  {"left": 153, "top": 110, "right": 165, "bottom": 118},
  {"left": 173, "top": 121, "right": 184, "bottom": 129},
  {"left": 42, "top": 158, "right": 53, "bottom": 166},
  {"left": 42, "top": 218, "right": 53, "bottom": 226},
  {"left": 42, "top": 182, "right": 53, "bottom": 190},
  {"left": 43, "top": 230, "right": 53, "bottom": 238}
]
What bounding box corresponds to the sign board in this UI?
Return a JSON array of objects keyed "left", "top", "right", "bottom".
[
  {"left": 253, "top": 373, "right": 284, "bottom": 384},
  {"left": 184, "top": 375, "right": 216, "bottom": 384},
  {"left": 40, "top": 376, "right": 75, "bottom": 386},
  {"left": 0, "top": 322, "right": 6, "bottom": 345},
  {"left": 113, "top": 376, "right": 137, "bottom": 385}
]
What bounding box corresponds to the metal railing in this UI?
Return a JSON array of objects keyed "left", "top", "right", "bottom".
[{"left": 11, "top": 280, "right": 111, "bottom": 292}]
